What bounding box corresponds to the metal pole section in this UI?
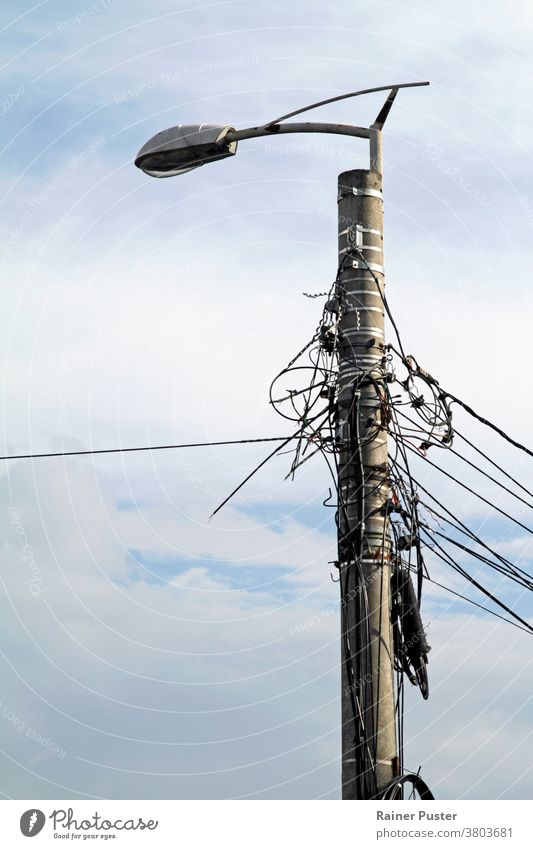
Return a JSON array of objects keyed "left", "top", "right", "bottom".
[{"left": 337, "top": 165, "right": 397, "bottom": 799}]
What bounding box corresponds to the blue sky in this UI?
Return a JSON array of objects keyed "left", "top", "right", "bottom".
[{"left": 1, "top": 0, "right": 533, "bottom": 800}]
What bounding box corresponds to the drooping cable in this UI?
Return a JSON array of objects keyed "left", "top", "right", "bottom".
[
  {"left": 209, "top": 433, "right": 299, "bottom": 520},
  {"left": 442, "top": 390, "right": 533, "bottom": 461},
  {"left": 420, "top": 528, "right": 533, "bottom": 633},
  {"left": 398, "top": 439, "right": 533, "bottom": 536},
  {"left": 422, "top": 573, "right": 533, "bottom": 636}
]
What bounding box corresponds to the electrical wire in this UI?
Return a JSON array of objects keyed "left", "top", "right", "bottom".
[
  {"left": 454, "top": 427, "right": 533, "bottom": 500},
  {"left": 209, "top": 433, "right": 299, "bottom": 520},
  {"left": 393, "top": 406, "right": 533, "bottom": 512},
  {"left": 420, "top": 528, "right": 533, "bottom": 633},
  {"left": 0, "top": 436, "right": 299, "bottom": 462},
  {"left": 398, "top": 438, "right": 533, "bottom": 536},
  {"left": 422, "top": 573, "right": 533, "bottom": 636},
  {"left": 391, "top": 457, "right": 533, "bottom": 591},
  {"left": 442, "top": 390, "right": 533, "bottom": 460}
]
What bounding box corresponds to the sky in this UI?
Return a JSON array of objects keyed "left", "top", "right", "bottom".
[{"left": 1, "top": 0, "right": 533, "bottom": 801}]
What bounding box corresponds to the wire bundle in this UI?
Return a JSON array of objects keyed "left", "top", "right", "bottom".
[{"left": 266, "top": 246, "right": 533, "bottom": 798}]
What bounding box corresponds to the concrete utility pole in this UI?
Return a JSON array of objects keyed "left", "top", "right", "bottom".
[
  {"left": 337, "top": 164, "right": 397, "bottom": 799},
  {"left": 134, "top": 81, "right": 428, "bottom": 801}
]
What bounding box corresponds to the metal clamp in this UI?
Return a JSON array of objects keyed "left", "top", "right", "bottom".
[
  {"left": 339, "top": 226, "right": 382, "bottom": 238},
  {"left": 343, "top": 305, "right": 384, "bottom": 316},
  {"left": 351, "top": 259, "right": 385, "bottom": 274},
  {"left": 340, "top": 245, "right": 382, "bottom": 254},
  {"left": 338, "top": 187, "right": 383, "bottom": 201}
]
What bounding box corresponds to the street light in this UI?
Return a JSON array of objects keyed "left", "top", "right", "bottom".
[
  {"left": 135, "top": 81, "right": 428, "bottom": 177},
  {"left": 134, "top": 123, "right": 238, "bottom": 177},
  {"left": 134, "top": 81, "right": 431, "bottom": 801}
]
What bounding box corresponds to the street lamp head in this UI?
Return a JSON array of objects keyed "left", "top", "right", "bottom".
[
  {"left": 134, "top": 83, "right": 429, "bottom": 178},
  {"left": 134, "top": 123, "right": 237, "bottom": 177}
]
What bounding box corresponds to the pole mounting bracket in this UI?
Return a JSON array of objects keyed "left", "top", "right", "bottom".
[{"left": 338, "top": 187, "right": 383, "bottom": 201}]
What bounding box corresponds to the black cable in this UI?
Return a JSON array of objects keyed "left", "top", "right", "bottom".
[
  {"left": 390, "top": 347, "right": 533, "bottom": 460},
  {"left": 423, "top": 526, "right": 533, "bottom": 591},
  {"left": 394, "top": 407, "right": 533, "bottom": 512},
  {"left": 420, "top": 529, "right": 533, "bottom": 633},
  {"left": 421, "top": 503, "right": 533, "bottom": 588},
  {"left": 209, "top": 434, "right": 298, "bottom": 520},
  {"left": 422, "top": 573, "right": 533, "bottom": 636},
  {"left": 455, "top": 427, "right": 533, "bottom": 501},
  {"left": 392, "top": 457, "right": 533, "bottom": 588},
  {"left": 332, "top": 386, "right": 379, "bottom": 798},
  {"left": 398, "top": 438, "right": 533, "bottom": 536},
  {"left": 442, "top": 390, "right": 533, "bottom": 460},
  {"left": 0, "top": 436, "right": 300, "bottom": 462},
  {"left": 386, "top": 388, "right": 426, "bottom": 602},
  {"left": 285, "top": 442, "right": 323, "bottom": 477}
]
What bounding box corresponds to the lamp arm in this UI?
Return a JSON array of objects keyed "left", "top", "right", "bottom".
[
  {"left": 228, "top": 122, "right": 370, "bottom": 142},
  {"left": 264, "top": 81, "right": 429, "bottom": 126}
]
